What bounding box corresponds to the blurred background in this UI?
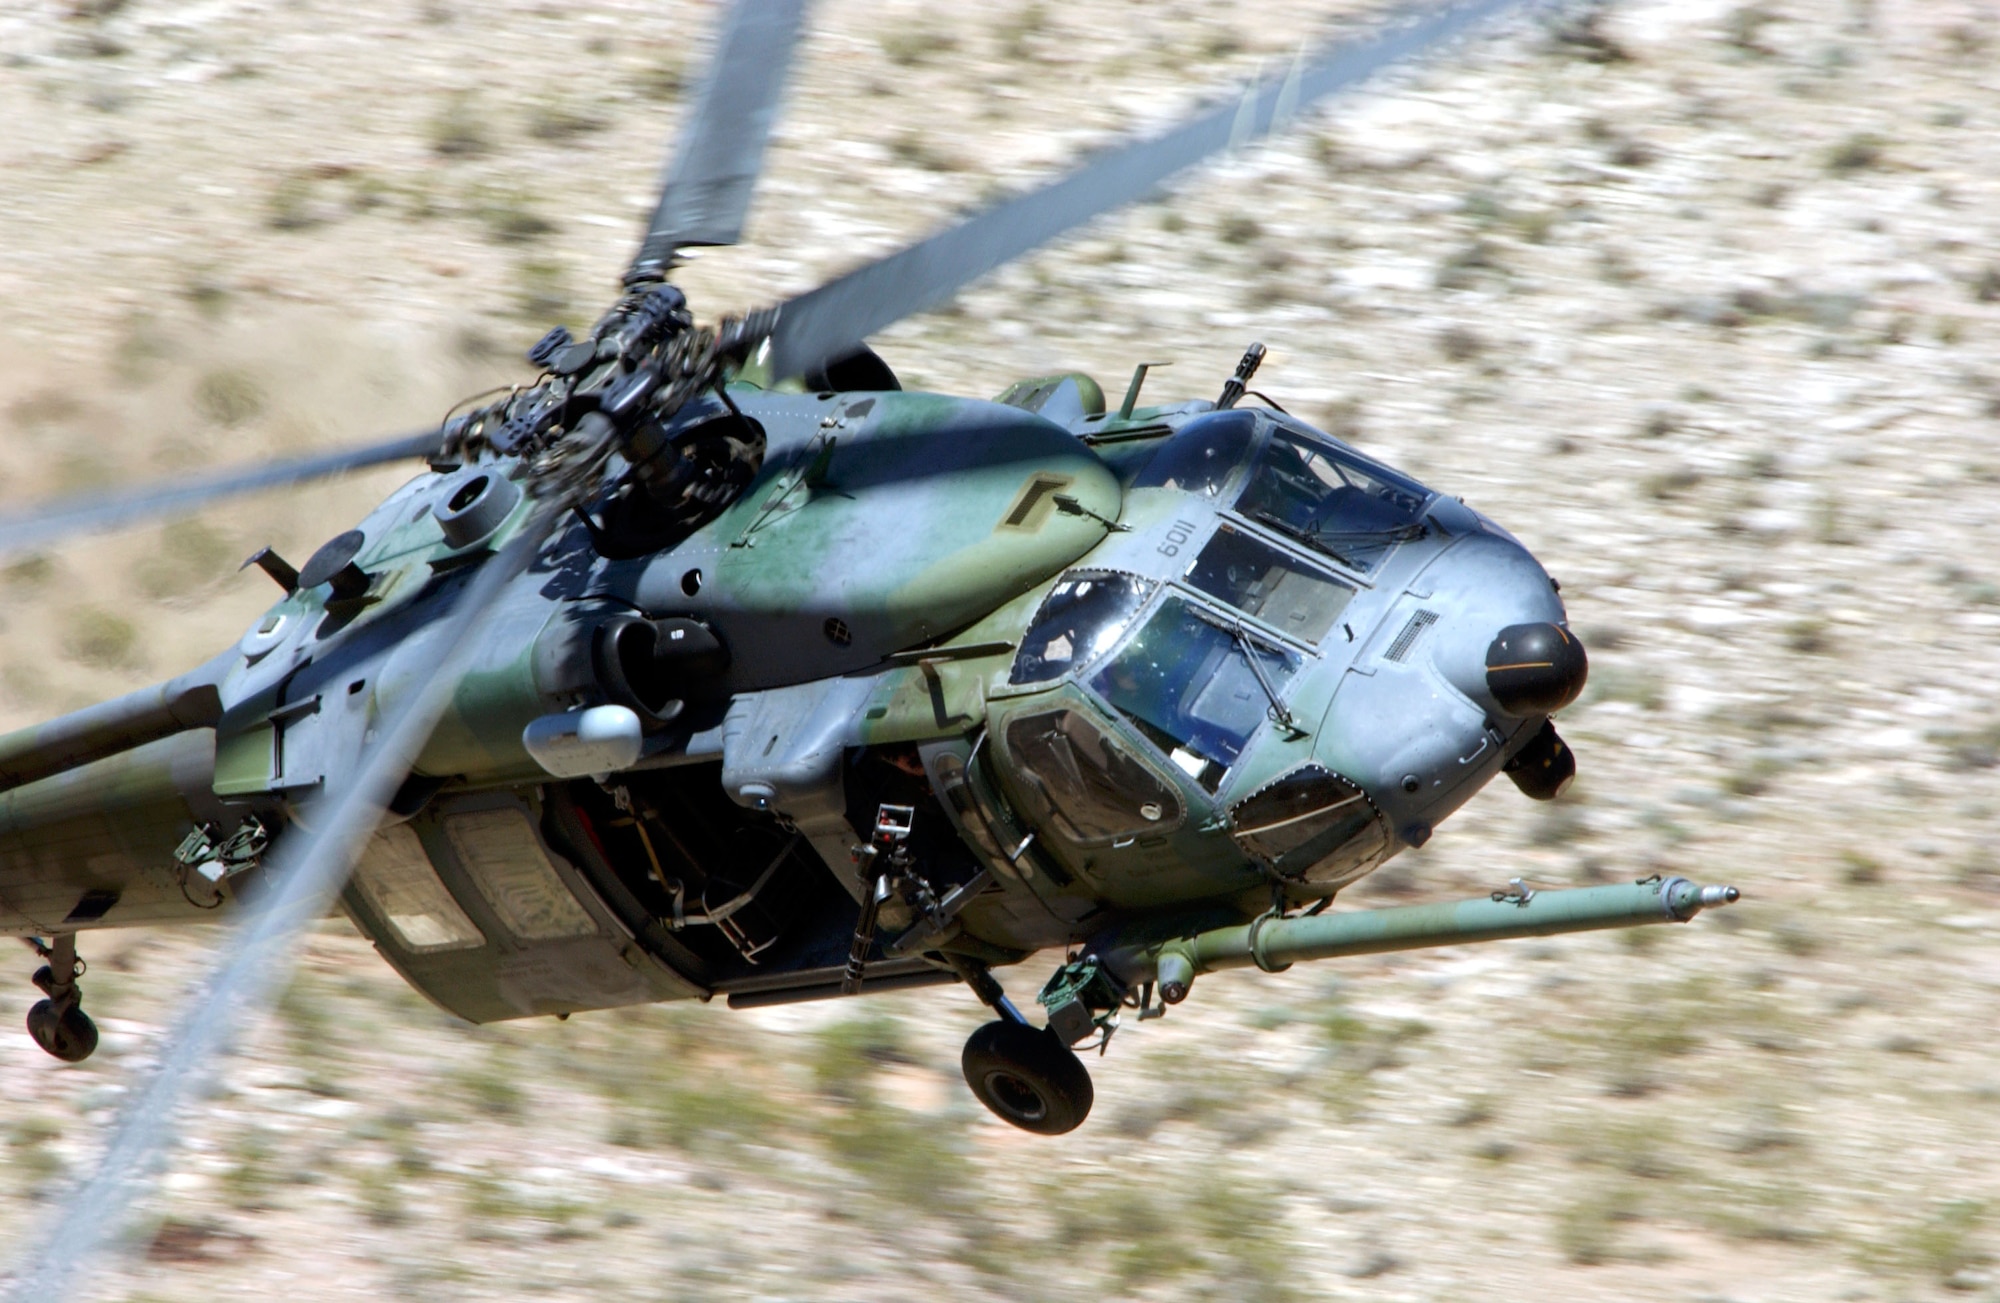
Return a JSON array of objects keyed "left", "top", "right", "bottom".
[{"left": 2, "top": 0, "right": 1998, "bottom": 1298}]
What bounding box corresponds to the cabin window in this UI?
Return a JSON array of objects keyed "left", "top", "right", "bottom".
[
  {"left": 1010, "top": 571, "right": 1155, "bottom": 684},
  {"left": 1228, "top": 764, "right": 1387, "bottom": 887},
  {"left": 1235, "top": 426, "right": 1430, "bottom": 574},
  {"left": 1090, "top": 596, "right": 1301, "bottom": 790},
  {"left": 1132, "top": 410, "right": 1257, "bottom": 498},
  {"left": 444, "top": 807, "right": 598, "bottom": 940},
  {"left": 353, "top": 824, "right": 485, "bottom": 952},
  {"left": 1185, "top": 522, "right": 1354, "bottom": 644},
  {"left": 1002, "top": 709, "right": 1183, "bottom": 844}
]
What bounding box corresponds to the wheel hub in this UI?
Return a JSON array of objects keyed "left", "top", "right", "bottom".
[{"left": 984, "top": 1069, "right": 1049, "bottom": 1122}]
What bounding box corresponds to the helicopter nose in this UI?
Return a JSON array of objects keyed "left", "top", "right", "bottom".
[
  {"left": 1408, "top": 532, "right": 1575, "bottom": 718},
  {"left": 1485, "top": 622, "right": 1588, "bottom": 717},
  {"left": 1315, "top": 532, "right": 1584, "bottom": 848}
]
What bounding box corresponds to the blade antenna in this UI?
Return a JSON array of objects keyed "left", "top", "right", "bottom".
[
  {"left": 764, "top": 0, "right": 1538, "bottom": 381},
  {"left": 1, "top": 505, "right": 555, "bottom": 1303},
  {"left": 626, "top": 0, "right": 812, "bottom": 285}
]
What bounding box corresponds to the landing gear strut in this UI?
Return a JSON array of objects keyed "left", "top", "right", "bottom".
[
  {"left": 946, "top": 956, "right": 1093, "bottom": 1135},
  {"left": 24, "top": 934, "right": 97, "bottom": 1063}
]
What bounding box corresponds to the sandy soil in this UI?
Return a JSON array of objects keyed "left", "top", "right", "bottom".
[{"left": 3, "top": 0, "right": 2000, "bottom": 1299}]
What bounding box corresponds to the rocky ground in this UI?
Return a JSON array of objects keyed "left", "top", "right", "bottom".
[{"left": 3, "top": 0, "right": 1999, "bottom": 1298}]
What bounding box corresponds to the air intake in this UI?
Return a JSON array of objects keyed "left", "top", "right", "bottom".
[{"left": 1384, "top": 609, "right": 1439, "bottom": 663}]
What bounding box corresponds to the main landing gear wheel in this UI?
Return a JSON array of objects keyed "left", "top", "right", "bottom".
[
  {"left": 24, "top": 935, "right": 97, "bottom": 1063},
  {"left": 26, "top": 999, "right": 98, "bottom": 1063},
  {"left": 961, "top": 1019, "right": 1093, "bottom": 1135}
]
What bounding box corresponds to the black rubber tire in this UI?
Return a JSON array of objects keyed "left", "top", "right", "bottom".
[
  {"left": 961, "top": 1019, "right": 1093, "bottom": 1135},
  {"left": 26, "top": 999, "right": 98, "bottom": 1063}
]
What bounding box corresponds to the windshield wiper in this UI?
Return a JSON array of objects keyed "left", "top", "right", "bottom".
[
  {"left": 1189, "top": 606, "right": 1307, "bottom": 739},
  {"left": 1248, "top": 508, "right": 1427, "bottom": 564},
  {"left": 1312, "top": 522, "right": 1428, "bottom": 542},
  {"left": 1247, "top": 508, "right": 1362, "bottom": 569}
]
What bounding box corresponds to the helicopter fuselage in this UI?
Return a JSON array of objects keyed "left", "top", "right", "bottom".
[{"left": 0, "top": 371, "right": 1580, "bottom": 1024}]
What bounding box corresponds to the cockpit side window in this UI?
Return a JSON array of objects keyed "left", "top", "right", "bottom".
[
  {"left": 1002, "top": 709, "right": 1184, "bottom": 844},
  {"left": 1010, "top": 571, "right": 1156, "bottom": 685},
  {"left": 1132, "top": 410, "right": 1257, "bottom": 498},
  {"left": 1089, "top": 595, "right": 1301, "bottom": 791},
  {"left": 1235, "top": 427, "right": 1431, "bottom": 574},
  {"left": 1229, "top": 764, "right": 1388, "bottom": 889},
  {"left": 1185, "top": 523, "right": 1355, "bottom": 644}
]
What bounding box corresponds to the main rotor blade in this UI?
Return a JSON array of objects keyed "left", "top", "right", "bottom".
[
  {"left": 0, "top": 428, "right": 443, "bottom": 558},
  {"left": 2, "top": 510, "right": 552, "bottom": 1303},
  {"left": 765, "top": 0, "right": 1533, "bottom": 380},
  {"left": 627, "top": 0, "right": 811, "bottom": 281}
]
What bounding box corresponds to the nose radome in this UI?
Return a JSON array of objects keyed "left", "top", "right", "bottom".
[
  {"left": 1485, "top": 623, "right": 1588, "bottom": 717},
  {"left": 1401, "top": 532, "right": 1571, "bottom": 711}
]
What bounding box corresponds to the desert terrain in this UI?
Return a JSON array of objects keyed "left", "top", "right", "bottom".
[{"left": 2, "top": 0, "right": 1999, "bottom": 1298}]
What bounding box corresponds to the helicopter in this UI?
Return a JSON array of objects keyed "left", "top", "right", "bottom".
[{"left": 0, "top": 0, "right": 1745, "bottom": 1286}]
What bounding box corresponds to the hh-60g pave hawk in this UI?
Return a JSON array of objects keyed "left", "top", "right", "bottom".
[{"left": 2, "top": 0, "right": 1739, "bottom": 1287}]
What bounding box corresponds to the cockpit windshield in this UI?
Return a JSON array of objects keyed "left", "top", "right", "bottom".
[
  {"left": 1010, "top": 571, "right": 1155, "bottom": 685},
  {"left": 1185, "top": 522, "right": 1355, "bottom": 644},
  {"left": 1090, "top": 596, "right": 1301, "bottom": 791},
  {"left": 1236, "top": 426, "right": 1431, "bottom": 574},
  {"left": 1132, "top": 410, "right": 1257, "bottom": 498}
]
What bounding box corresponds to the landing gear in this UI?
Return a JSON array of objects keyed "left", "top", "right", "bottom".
[
  {"left": 27, "top": 1000, "right": 97, "bottom": 1063},
  {"left": 961, "top": 1019, "right": 1093, "bottom": 1135},
  {"left": 944, "top": 954, "right": 1094, "bottom": 1134},
  {"left": 24, "top": 934, "right": 97, "bottom": 1063}
]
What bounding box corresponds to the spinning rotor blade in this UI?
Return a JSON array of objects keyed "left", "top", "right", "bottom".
[
  {"left": 2, "top": 512, "right": 553, "bottom": 1303},
  {"left": 627, "top": 0, "right": 812, "bottom": 282},
  {"left": 765, "top": 0, "right": 1532, "bottom": 380},
  {"left": 0, "top": 428, "right": 444, "bottom": 558}
]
